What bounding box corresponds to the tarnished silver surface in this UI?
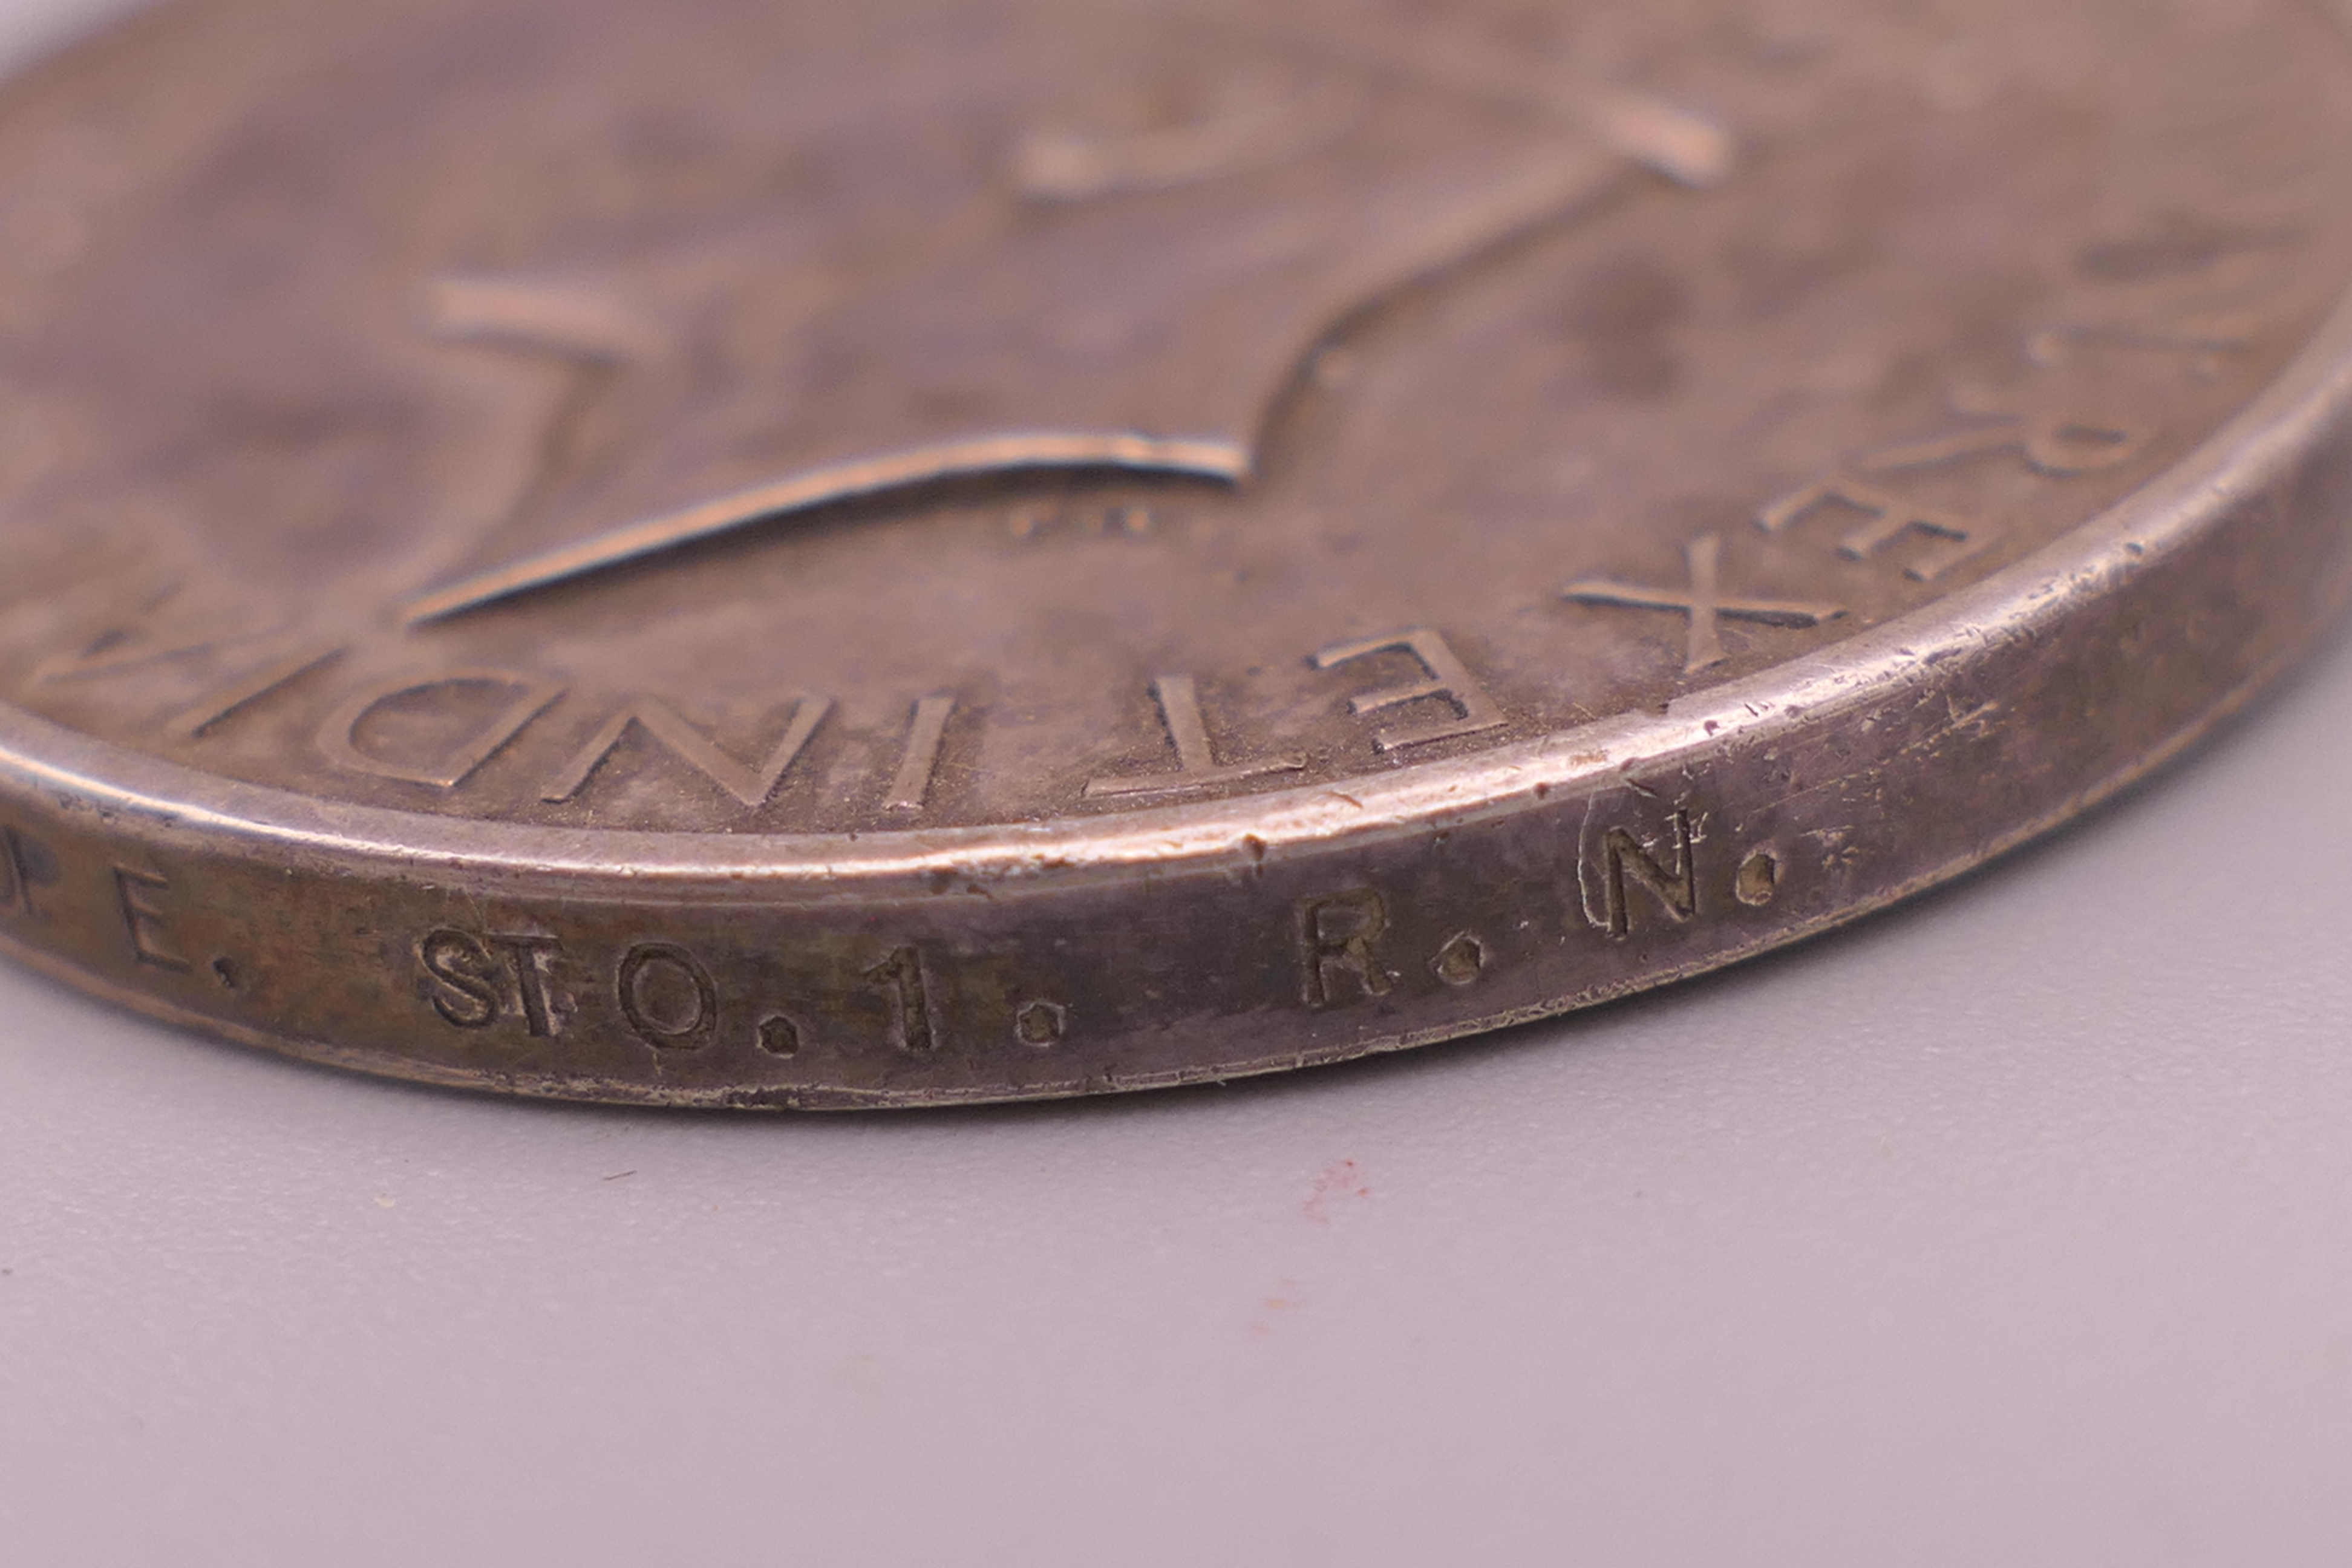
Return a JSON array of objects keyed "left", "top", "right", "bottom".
[{"left": 0, "top": 0, "right": 2348, "bottom": 1105}]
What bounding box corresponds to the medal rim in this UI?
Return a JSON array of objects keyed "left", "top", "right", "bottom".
[{"left": 0, "top": 274, "right": 2344, "bottom": 895}]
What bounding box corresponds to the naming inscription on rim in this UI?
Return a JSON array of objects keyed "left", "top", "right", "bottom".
[{"left": 0, "top": 0, "right": 2348, "bottom": 1106}]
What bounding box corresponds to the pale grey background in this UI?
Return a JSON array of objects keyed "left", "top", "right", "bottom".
[{"left": 4, "top": 2, "right": 2352, "bottom": 1563}]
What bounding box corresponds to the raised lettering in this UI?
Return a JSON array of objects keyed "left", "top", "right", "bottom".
[
  {"left": 1297, "top": 889, "right": 1394, "bottom": 1007},
  {"left": 1313, "top": 629, "right": 1504, "bottom": 751},
  {"left": 318, "top": 668, "right": 565, "bottom": 788},
  {"left": 6, "top": 568, "right": 343, "bottom": 737},
  {"left": 489, "top": 933, "right": 566, "bottom": 1037},
  {"left": 0, "top": 826, "right": 60, "bottom": 917},
  {"left": 540, "top": 695, "right": 830, "bottom": 807},
  {"left": 1563, "top": 534, "right": 1845, "bottom": 672},
  {"left": 1598, "top": 812, "right": 1696, "bottom": 936},
  {"left": 419, "top": 929, "right": 502, "bottom": 1028},
  {"left": 886, "top": 694, "right": 957, "bottom": 812},
  {"left": 2027, "top": 315, "right": 2256, "bottom": 373},
  {"left": 30, "top": 580, "right": 272, "bottom": 685},
  {"left": 617, "top": 942, "right": 718, "bottom": 1050},
  {"left": 865, "top": 946, "right": 938, "bottom": 1055},
  {"left": 418, "top": 929, "right": 566, "bottom": 1036},
  {"left": 112, "top": 866, "right": 189, "bottom": 972},
  {"left": 1854, "top": 393, "right": 2148, "bottom": 479},
  {"left": 164, "top": 642, "right": 345, "bottom": 740},
  {"left": 1086, "top": 673, "right": 1305, "bottom": 797},
  {"left": 1757, "top": 477, "right": 1990, "bottom": 581}
]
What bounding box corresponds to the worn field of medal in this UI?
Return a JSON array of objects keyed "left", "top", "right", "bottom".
[{"left": 0, "top": 0, "right": 2346, "bottom": 1106}]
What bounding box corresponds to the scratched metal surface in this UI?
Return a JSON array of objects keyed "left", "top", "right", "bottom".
[
  {"left": 3, "top": 550, "right": 2350, "bottom": 1568},
  {"left": 0, "top": 0, "right": 2350, "bottom": 1553},
  {"left": 0, "top": 0, "right": 2349, "bottom": 1105}
]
